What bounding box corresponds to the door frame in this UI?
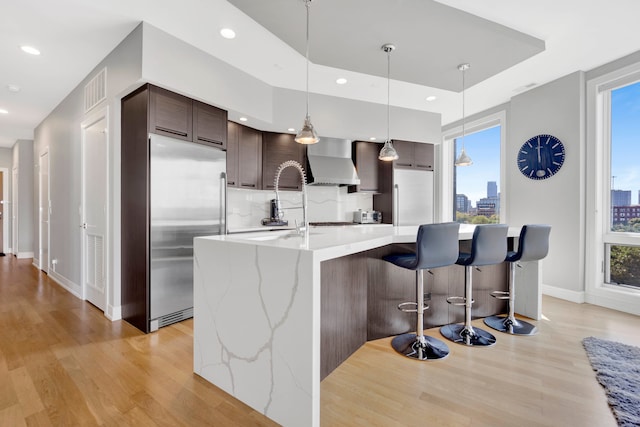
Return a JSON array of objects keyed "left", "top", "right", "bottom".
[
  {"left": 12, "top": 167, "right": 18, "bottom": 255},
  {"left": 38, "top": 148, "right": 50, "bottom": 272},
  {"left": 0, "top": 167, "right": 8, "bottom": 254},
  {"left": 80, "top": 106, "right": 110, "bottom": 312}
]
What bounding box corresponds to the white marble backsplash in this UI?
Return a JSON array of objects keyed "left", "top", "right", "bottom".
[{"left": 227, "top": 186, "right": 373, "bottom": 231}]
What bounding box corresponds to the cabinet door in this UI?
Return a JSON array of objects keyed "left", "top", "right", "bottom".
[
  {"left": 414, "top": 142, "right": 434, "bottom": 171},
  {"left": 193, "top": 100, "right": 227, "bottom": 148},
  {"left": 226, "top": 121, "right": 239, "bottom": 187},
  {"left": 238, "top": 126, "right": 263, "bottom": 189},
  {"left": 350, "top": 141, "right": 380, "bottom": 193},
  {"left": 262, "top": 132, "right": 305, "bottom": 191},
  {"left": 149, "top": 85, "right": 192, "bottom": 141},
  {"left": 392, "top": 140, "right": 415, "bottom": 169}
]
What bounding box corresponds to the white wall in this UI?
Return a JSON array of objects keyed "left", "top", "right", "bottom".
[
  {"left": 0, "top": 148, "right": 11, "bottom": 251},
  {"left": 507, "top": 72, "right": 585, "bottom": 296}
]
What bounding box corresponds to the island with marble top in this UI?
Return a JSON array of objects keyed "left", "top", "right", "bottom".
[{"left": 193, "top": 224, "right": 541, "bottom": 427}]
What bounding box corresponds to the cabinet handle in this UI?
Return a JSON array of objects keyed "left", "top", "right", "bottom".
[
  {"left": 227, "top": 181, "right": 236, "bottom": 186},
  {"left": 240, "top": 183, "right": 256, "bottom": 188},
  {"left": 197, "top": 136, "right": 223, "bottom": 145},
  {"left": 155, "top": 127, "right": 188, "bottom": 137}
]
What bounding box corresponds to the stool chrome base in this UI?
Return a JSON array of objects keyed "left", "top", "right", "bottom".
[
  {"left": 391, "top": 333, "right": 450, "bottom": 360},
  {"left": 484, "top": 315, "right": 537, "bottom": 335},
  {"left": 440, "top": 324, "right": 497, "bottom": 347}
]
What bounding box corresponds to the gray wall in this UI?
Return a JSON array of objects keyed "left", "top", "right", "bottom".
[
  {"left": 507, "top": 71, "right": 585, "bottom": 293},
  {"left": 0, "top": 147, "right": 11, "bottom": 168},
  {"left": 12, "top": 139, "right": 34, "bottom": 256},
  {"left": 33, "top": 23, "right": 143, "bottom": 314}
]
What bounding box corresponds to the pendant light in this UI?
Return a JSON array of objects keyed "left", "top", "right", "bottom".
[
  {"left": 454, "top": 63, "right": 472, "bottom": 166},
  {"left": 295, "top": 0, "right": 319, "bottom": 145},
  {"left": 378, "top": 44, "right": 399, "bottom": 161}
]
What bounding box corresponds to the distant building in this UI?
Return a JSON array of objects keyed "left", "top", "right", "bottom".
[
  {"left": 476, "top": 200, "right": 496, "bottom": 217},
  {"left": 487, "top": 181, "right": 498, "bottom": 199},
  {"left": 456, "top": 194, "right": 471, "bottom": 213},
  {"left": 612, "top": 190, "right": 631, "bottom": 207},
  {"left": 612, "top": 205, "right": 640, "bottom": 224}
]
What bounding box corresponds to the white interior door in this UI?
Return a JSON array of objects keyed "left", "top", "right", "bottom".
[
  {"left": 12, "top": 167, "right": 18, "bottom": 255},
  {"left": 39, "top": 150, "right": 50, "bottom": 272},
  {"left": 82, "top": 111, "right": 108, "bottom": 311}
]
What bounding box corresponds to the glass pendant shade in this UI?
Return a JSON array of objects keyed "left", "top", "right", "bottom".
[
  {"left": 295, "top": 115, "right": 319, "bottom": 144},
  {"left": 455, "top": 146, "right": 473, "bottom": 166},
  {"left": 379, "top": 140, "right": 399, "bottom": 161}
]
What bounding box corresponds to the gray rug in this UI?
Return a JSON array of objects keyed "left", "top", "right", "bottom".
[{"left": 582, "top": 337, "right": 640, "bottom": 427}]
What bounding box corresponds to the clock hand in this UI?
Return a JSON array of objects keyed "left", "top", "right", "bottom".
[{"left": 537, "top": 137, "right": 542, "bottom": 163}]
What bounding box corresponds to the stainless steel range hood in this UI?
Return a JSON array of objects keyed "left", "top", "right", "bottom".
[{"left": 306, "top": 137, "right": 360, "bottom": 186}]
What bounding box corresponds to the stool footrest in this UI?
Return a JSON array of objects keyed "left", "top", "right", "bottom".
[
  {"left": 397, "top": 301, "right": 429, "bottom": 313},
  {"left": 446, "top": 296, "right": 474, "bottom": 306},
  {"left": 490, "top": 290, "right": 510, "bottom": 300}
]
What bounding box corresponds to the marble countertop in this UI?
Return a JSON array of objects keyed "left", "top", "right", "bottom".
[{"left": 198, "top": 224, "right": 521, "bottom": 263}]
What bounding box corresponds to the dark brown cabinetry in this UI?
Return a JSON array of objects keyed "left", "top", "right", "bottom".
[
  {"left": 194, "top": 100, "right": 227, "bottom": 148},
  {"left": 349, "top": 141, "right": 382, "bottom": 193},
  {"left": 392, "top": 139, "right": 434, "bottom": 171},
  {"left": 262, "top": 132, "right": 306, "bottom": 191},
  {"left": 227, "top": 121, "right": 262, "bottom": 189},
  {"left": 121, "top": 84, "right": 228, "bottom": 333},
  {"left": 149, "top": 85, "right": 193, "bottom": 141}
]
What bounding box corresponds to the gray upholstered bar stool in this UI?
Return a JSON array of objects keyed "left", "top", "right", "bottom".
[
  {"left": 440, "top": 224, "right": 508, "bottom": 347},
  {"left": 382, "top": 222, "right": 460, "bottom": 361},
  {"left": 484, "top": 224, "right": 551, "bottom": 335}
]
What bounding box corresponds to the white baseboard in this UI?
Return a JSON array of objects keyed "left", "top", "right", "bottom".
[
  {"left": 32, "top": 258, "right": 40, "bottom": 269},
  {"left": 542, "top": 284, "right": 586, "bottom": 303},
  {"left": 106, "top": 304, "right": 122, "bottom": 321},
  {"left": 17, "top": 251, "right": 34, "bottom": 259},
  {"left": 585, "top": 291, "right": 640, "bottom": 317},
  {"left": 48, "top": 271, "right": 82, "bottom": 299}
]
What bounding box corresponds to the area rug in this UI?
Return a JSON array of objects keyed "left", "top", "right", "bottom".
[{"left": 582, "top": 336, "right": 640, "bottom": 427}]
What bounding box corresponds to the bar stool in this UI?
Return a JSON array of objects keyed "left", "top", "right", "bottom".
[
  {"left": 440, "top": 224, "right": 508, "bottom": 347},
  {"left": 484, "top": 224, "right": 551, "bottom": 335},
  {"left": 382, "top": 222, "right": 460, "bottom": 360}
]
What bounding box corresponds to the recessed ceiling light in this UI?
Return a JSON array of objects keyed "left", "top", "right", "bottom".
[
  {"left": 336, "top": 78, "right": 347, "bottom": 85},
  {"left": 369, "top": 137, "right": 376, "bottom": 141},
  {"left": 0, "top": 109, "right": 8, "bottom": 114},
  {"left": 220, "top": 28, "right": 236, "bottom": 39},
  {"left": 239, "top": 117, "right": 248, "bottom": 122},
  {"left": 426, "top": 96, "right": 437, "bottom": 102},
  {"left": 20, "top": 45, "right": 40, "bottom": 55},
  {"left": 288, "top": 128, "right": 296, "bottom": 132},
  {"left": 7, "top": 84, "right": 21, "bottom": 93}
]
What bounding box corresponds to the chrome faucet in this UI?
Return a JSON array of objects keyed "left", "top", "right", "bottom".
[{"left": 274, "top": 160, "right": 308, "bottom": 235}]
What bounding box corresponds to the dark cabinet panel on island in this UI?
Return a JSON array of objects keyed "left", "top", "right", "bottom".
[
  {"left": 262, "top": 132, "right": 306, "bottom": 191},
  {"left": 227, "top": 121, "right": 262, "bottom": 189},
  {"left": 349, "top": 141, "right": 381, "bottom": 193}
]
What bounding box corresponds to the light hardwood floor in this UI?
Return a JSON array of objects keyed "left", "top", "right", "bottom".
[{"left": 1, "top": 256, "right": 638, "bottom": 426}]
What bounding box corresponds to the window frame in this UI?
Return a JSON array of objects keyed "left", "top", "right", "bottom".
[
  {"left": 586, "top": 62, "right": 640, "bottom": 313},
  {"left": 440, "top": 110, "right": 507, "bottom": 224}
]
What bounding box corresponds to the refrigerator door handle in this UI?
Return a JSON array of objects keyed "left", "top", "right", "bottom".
[
  {"left": 220, "top": 172, "right": 227, "bottom": 235},
  {"left": 393, "top": 183, "right": 399, "bottom": 226}
]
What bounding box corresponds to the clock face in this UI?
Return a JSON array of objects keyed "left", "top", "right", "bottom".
[{"left": 517, "top": 134, "right": 565, "bottom": 180}]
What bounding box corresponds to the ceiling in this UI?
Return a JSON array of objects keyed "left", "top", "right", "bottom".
[{"left": 1, "top": 0, "right": 640, "bottom": 149}]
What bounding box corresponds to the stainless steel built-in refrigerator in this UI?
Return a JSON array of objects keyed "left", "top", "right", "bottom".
[
  {"left": 393, "top": 169, "right": 434, "bottom": 225},
  {"left": 149, "top": 133, "right": 226, "bottom": 331}
]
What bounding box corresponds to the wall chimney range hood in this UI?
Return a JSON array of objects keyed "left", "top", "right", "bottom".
[{"left": 306, "top": 137, "right": 360, "bottom": 186}]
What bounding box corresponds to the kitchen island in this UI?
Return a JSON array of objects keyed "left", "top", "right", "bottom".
[{"left": 193, "top": 224, "right": 540, "bottom": 427}]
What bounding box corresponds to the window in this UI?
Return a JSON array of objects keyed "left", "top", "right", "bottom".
[{"left": 454, "top": 125, "right": 502, "bottom": 224}]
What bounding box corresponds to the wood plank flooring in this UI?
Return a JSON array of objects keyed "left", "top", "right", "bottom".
[{"left": 1, "top": 255, "right": 638, "bottom": 426}]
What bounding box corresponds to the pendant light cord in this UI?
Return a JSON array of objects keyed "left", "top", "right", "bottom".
[
  {"left": 386, "top": 48, "right": 391, "bottom": 143},
  {"left": 461, "top": 65, "right": 465, "bottom": 149},
  {"left": 305, "top": 0, "right": 310, "bottom": 118}
]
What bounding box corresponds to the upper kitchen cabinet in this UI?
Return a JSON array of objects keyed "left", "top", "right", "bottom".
[
  {"left": 193, "top": 100, "right": 227, "bottom": 149},
  {"left": 227, "top": 121, "right": 262, "bottom": 189},
  {"left": 262, "top": 132, "right": 306, "bottom": 191},
  {"left": 149, "top": 85, "right": 193, "bottom": 141},
  {"left": 349, "top": 141, "right": 381, "bottom": 193},
  {"left": 392, "top": 140, "right": 434, "bottom": 171}
]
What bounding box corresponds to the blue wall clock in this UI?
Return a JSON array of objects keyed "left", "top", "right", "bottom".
[{"left": 517, "top": 134, "right": 565, "bottom": 180}]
